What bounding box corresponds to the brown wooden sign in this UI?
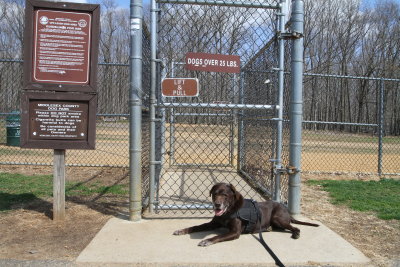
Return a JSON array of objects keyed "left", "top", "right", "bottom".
[
  {"left": 24, "top": 0, "right": 100, "bottom": 92},
  {"left": 162, "top": 78, "right": 199, "bottom": 97},
  {"left": 29, "top": 100, "right": 88, "bottom": 140},
  {"left": 21, "top": 92, "right": 96, "bottom": 149},
  {"left": 32, "top": 10, "right": 92, "bottom": 85},
  {"left": 185, "top": 52, "right": 240, "bottom": 73}
]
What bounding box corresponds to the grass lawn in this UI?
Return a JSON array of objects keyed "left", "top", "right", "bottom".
[
  {"left": 307, "top": 179, "right": 400, "bottom": 220},
  {"left": 0, "top": 172, "right": 128, "bottom": 212}
]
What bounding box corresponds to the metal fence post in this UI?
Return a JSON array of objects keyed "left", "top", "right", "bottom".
[
  {"left": 169, "top": 62, "right": 176, "bottom": 166},
  {"left": 288, "top": 0, "right": 304, "bottom": 215},
  {"left": 149, "top": 0, "right": 158, "bottom": 213},
  {"left": 273, "top": 0, "right": 287, "bottom": 202},
  {"left": 129, "top": 0, "right": 143, "bottom": 221},
  {"left": 378, "top": 78, "right": 384, "bottom": 176},
  {"left": 237, "top": 71, "right": 245, "bottom": 171}
]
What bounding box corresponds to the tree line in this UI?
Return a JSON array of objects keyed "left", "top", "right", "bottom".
[
  {"left": 302, "top": 0, "right": 400, "bottom": 135},
  {"left": 0, "top": 0, "right": 399, "bottom": 134}
]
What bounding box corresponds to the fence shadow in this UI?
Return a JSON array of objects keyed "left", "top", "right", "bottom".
[
  {"left": 66, "top": 169, "right": 130, "bottom": 217},
  {"left": 0, "top": 192, "right": 53, "bottom": 219}
]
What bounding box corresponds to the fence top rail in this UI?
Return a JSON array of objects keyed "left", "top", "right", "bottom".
[
  {"left": 1, "top": 58, "right": 399, "bottom": 82},
  {"left": 0, "top": 59, "right": 23, "bottom": 63},
  {"left": 241, "top": 68, "right": 400, "bottom": 82},
  {"left": 304, "top": 120, "right": 378, "bottom": 127},
  {"left": 156, "top": 0, "right": 280, "bottom": 9},
  {"left": 304, "top": 72, "right": 400, "bottom": 82},
  {"left": 157, "top": 102, "right": 278, "bottom": 110}
]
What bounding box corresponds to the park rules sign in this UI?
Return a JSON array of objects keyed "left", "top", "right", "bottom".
[
  {"left": 23, "top": 0, "right": 100, "bottom": 92},
  {"left": 20, "top": 92, "right": 97, "bottom": 149},
  {"left": 21, "top": 0, "right": 100, "bottom": 149},
  {"left": 32, "top": 9, "right": 92, "bottom": 85}
]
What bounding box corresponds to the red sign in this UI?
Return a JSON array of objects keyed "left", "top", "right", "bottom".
[
  {"left": 185, "top": 52, "right": 240, "bottom": 73},
  {"left": 32, "top": 9, "right": 92, "bottom": 84},
  {"left": 162, "top": 78, "right": 199, "bottom": 97}
]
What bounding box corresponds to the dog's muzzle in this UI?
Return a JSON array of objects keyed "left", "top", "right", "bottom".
[{"left": 214, "top": 204, "right": 228, "bottom": 216}]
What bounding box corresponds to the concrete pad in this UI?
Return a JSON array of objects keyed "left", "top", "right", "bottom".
[{"left": 76, "top": 217, "right": 370, "bottom": 266}]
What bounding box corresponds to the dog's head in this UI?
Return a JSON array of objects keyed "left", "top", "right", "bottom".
[{"left": 209, "top": 183, "right": 244, "bottom": 216}]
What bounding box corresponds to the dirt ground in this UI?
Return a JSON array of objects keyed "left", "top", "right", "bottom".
[{"left": 0, "top": 165, "right": 399, "bottom": 266}]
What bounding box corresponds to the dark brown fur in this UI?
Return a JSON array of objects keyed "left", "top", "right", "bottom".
[{"left": 173, "top": 183, "right": 319, "bottom": 246}]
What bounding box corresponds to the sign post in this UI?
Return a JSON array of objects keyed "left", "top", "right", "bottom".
[
  {"left": 22, "top": 0, "right": 100, "bottom": 221},
  {"left": 53, "top": 149, "right": 66, "bottom": 221}
]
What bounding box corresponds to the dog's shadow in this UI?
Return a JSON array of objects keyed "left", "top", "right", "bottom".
[{"left": 189, "top": 228, "right": 229, "bottom": 240}]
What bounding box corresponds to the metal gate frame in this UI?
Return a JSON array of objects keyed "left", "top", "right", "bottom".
[{"left": 147, "top": 0, "right": 304, "bottom": 215}]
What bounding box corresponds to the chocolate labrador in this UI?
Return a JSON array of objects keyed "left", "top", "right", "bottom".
[{"left": 173, "top": 182, "right": 319, "bottom": 246}]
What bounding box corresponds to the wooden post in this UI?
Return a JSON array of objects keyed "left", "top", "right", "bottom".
[{"left": 53, "top": 149, "right": 66, "bottom": 221}]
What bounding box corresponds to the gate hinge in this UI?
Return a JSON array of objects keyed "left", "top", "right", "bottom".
[{"left": 279, "top": 31, "right": 303, "bottom": 40}]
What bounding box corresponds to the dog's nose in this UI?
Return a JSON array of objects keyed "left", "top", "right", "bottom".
[{"left": 215, "top": 203, "right": 221, "bottom": 209}]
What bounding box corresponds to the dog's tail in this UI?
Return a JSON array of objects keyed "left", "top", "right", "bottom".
[{"left": 290, "top": 218, "right": 319, "bottom": 227}]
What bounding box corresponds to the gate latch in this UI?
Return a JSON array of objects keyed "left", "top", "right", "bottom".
[
  {"left": 286, "top": 165, "right": 301, "bottom": 175},
  {"left": 279, "top": 31, "right": 303, "bottom": 40},
  {"left": 274, "top": 165, "right": 301, "bottom": 175}
]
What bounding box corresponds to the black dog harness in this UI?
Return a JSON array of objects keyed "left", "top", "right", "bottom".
[
  {"left": 237, "top": 199, "right": 285, "bottom": 267},
  {"left": 234, "top": 199, "right": 260, "bottom": 233}
]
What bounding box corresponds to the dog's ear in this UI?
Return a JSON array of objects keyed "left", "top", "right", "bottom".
[
  {"left": 209, "top": 184, "right": 218, "bottom": 197},
  {"left": 229, "top": 184, "right": 244, "bottom": 211}
]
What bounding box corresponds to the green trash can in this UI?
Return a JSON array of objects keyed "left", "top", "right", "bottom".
[{"left": 6, "top": 111, "right": 20, "bottom": 147}]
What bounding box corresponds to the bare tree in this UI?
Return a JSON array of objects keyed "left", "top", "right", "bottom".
[{"left": 0, "top": 0, "right": 24, "bottom": 58}]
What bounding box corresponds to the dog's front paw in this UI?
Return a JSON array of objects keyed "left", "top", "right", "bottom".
[
  {"left": 173, "top": 229, "right": 187, "bottom": 235},
  {"left": 198, "top": 239, "right": 213, "bottom": 247}
]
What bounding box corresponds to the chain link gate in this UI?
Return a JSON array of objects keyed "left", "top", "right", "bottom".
[{"left": 148, "top": 0, "right": 293, "bottom": 215}]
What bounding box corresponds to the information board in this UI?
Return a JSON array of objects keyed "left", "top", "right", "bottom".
[
  {"left": 32, "top": 10, "right": 92, "bottom": 84},
  {"left": 29, "top": 100, "right": 88, "bottom": 140},
  {"left": 24, "top": 0, "right": 100, "bottom": 92},
  {"left": 21, "top": 92, "right": 96, "bottom": 149}
]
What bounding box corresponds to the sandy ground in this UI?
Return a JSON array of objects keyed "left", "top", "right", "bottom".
[
  {"left": 1, "top": 124, "right": 399, "bottom": 174},
  {"left": 0, "top": 165, "right": 399, "bottom": 266}
]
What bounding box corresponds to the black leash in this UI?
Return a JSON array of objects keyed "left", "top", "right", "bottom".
[{"left": 251, "top": 200, "right": 285, "bottom": 267}]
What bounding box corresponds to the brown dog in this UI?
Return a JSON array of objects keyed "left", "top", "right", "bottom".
[{"left": 173, "top": 183, "right": 319, "bottom": 246}]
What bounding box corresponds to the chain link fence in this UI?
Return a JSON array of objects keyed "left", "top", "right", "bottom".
[
  {"left": 2, "top": 68, "right": 398, "bottom": 173},
  {"left": 150, "top": 0, "right": 288, "bottom": 214},
  {"left": 302, "top": 73, "right": 400, "bottom": 177}
]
